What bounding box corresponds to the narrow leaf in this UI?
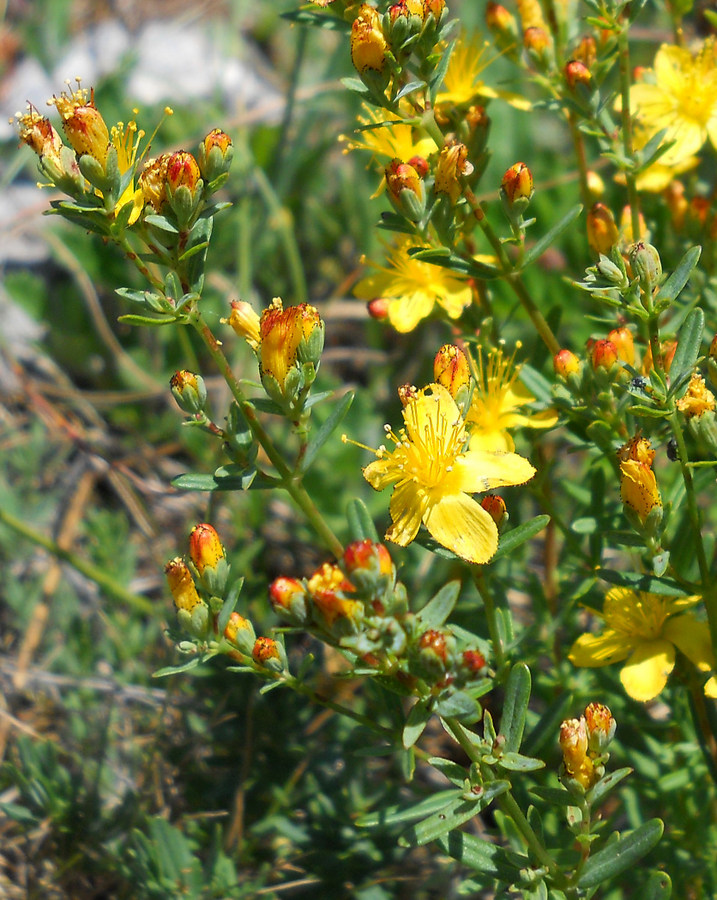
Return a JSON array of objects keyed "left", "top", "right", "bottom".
[
  {"left": 403, "top": 698, "right": 433, "bottom": 748},
  {"left": 356, "top": 789, "right": 459, "bottom": 827},
  {"left": 402, "top": 781, "right": 510, "bottom": 846},
  {"left": 499, "top": 663, "right": 531, "bottom": 752},
  {"left": 655, "top": 245, "right": 701, "bottom": 304},
  {"left": 521, "top": 205, "right": 583, "bottom": 268},
  {"left": 346, "top": 498, "right": 379, "bottom": 542},
  {"left": 597, "top": 569, "right": 691, "bottom": 596},
  {"left": 299, "top": 391, "right": 354, "bottom": 472},
  {"left": 153, "top": 657, "right": 203, "bottom": 677},
  {"left": 577, "top": 819, "right": 664, "bottom": 888},
  {"left": 434, "top": 691, "right": 480, "bottom": 721},
  {"left": 497, "top": 751, "right": 545, "bottom": 772},
  {"left": 437, "top": 830, "right": 517, "bottom": 882},
  {"left": 669, "top": 307, "right": 704, "bottom": 398},
  {"left": 416, "top": 581, "right": 461, "bottom": 630},
  {"left": 216, "top": 577, "right": 244, "bottom": 636},
  {"left": 429, "top": 39, "right": 456, "bottom": 102},
  {"left": 586, "top": 767, "right": 633, "bottom": 806},
  {"left": 171, "top": 467, "right": 264, "bottom": 492},
  {"left": 492, "top": 516, "right": 550, "bottom": 561},
  {"left": 117, "top": 314, "right": 175, "bottom": 327}
]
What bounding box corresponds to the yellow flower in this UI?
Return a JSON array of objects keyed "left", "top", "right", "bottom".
[
  {"left": 569, "top": 588, "right": 717, "bottom": 702},
  {"left": 361, "top": 383, "right": 536, "bottom": 563},
  {"left": 631, "top": 122, "right": 698, "bottom": 193},
  {"left": 466, "top": 346, "right": 557, "bottom": 452},
  {"left": 110, "top": 119, "right": 146, "bottom": 225},
  {"left": 353, "top": 236, "right": 473, "bottom": 332},
  {"left": 630, "top": 40, "right": 717, "bottom": 168},
  {"left": 341, "top": 103, "right": 437, "bottom": 166},
  {"left": 677, "top": 373, "right": 716, "bottom": 418},
  {"left": 435, "top": 34, "right": 530, "bottom": 111}
]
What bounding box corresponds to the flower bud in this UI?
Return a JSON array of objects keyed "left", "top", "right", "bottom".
[
  {"left": 385, "top": 158, "right": 425, "bottom": 221},
  {"left": 559, "top": 716, "right": 596, "bottom": 790},
  {"left": 308, "top": 562, "right": 363, "bottom": 637},
  {"left": 523, "top": 26, "right": 552, "bottom": 68},
  {"left": 223, "top": 611, "right": 256, "bottom": 655},
  {"left": 17, "top": 108, "right": 64, "bottom": 165},
  {"left": 351, "top": 4, "right": 388, "bottom": 76},
  {"left": 165, "top": 557, "right": 210, "bottom": 638},
  {"left": 584, "top": 702, "right": 616, "bottom": 753},
  {"left": 188, "top": 522, "right": 229, "bottom": 594},
  {"left": 413, "top": 629, "right": 457, "bottom": 681},
  {"left": 367, "top": 297, "right": 390, "bottom": 320},
  {"left": 422, "top": 0, "right": 445, "bottom": 20},
  {"left": 435, "top": 142, "right": 473, "bottom": 203},
  {"left": 198, "top": 128, "right": 233, "bottom": 182},
  {"left": 553, "top": 348, "right": 581, "bottom": 378},
  {"left": 461, "top": 649, "right": 487, "bottom": 677},
  {"left": 166, "top": 150, "right": 201, "bottom": 196},
  {"left": 565, "top": 59, "right": 592, "bottom": 91},
  {"left": 259, "top": 298, "right": 325, "bottom": 404},
  {"left": 677, "top": 373, "right": 716, "bottom": 418},
  {"left": 590, "top": 338, "right": 618, "bottom": 371},
  {"left": 629, "top": 242, "right": 662, "bottom": 294},
  {"left": 407, "top": 154, "right": 430, "bottom": 177},
  {"left": 269, "top": 576, "right": 311, "bottom": 625},
  {"left": 619, "top": 457, "right": 662, "bottom": 527},
  {"left": 486, "top": 2, "right": 517, "bottom": 34},
  {"left": 587, "top": 203, "right": 619, "bottom": 255},
  {"left": 480, "top": 494, "right": 507, "bottom": 528},
  {"left": 138, "top": 154, "right": 171, "bottom": 211},
  {"left": 252, "top": 636, "right": 287, "bottom": 673},
  {"left": 607, "top": 327, "right": 635, "bottom": 367},
  {"left": 642, "top": 339, "right": 676, "bottom": 375},
  {"left": 49, "top": 83, "right": 110, "bottom": 167},
  {"left": 573, "top": 35, "right": 597, "bottom": 68},
  {"left": 517, "top": 0, "right": 547, "bottom": 30},
  {"left": 501, "top": 161, "right": 533, "bottom": 205},
  {"left": 433, "top": 344, "right": 470, "bottom": 398},
  {"left": 170, "top": 370, "right": 207, "bottom": 415},
  {"left": 225, "top": 299, "right": 261, "bottom": 348},
  {"left": 342, "top": 540, "right": 395, "bottom": 596}
]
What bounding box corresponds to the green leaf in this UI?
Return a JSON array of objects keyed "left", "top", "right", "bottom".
[
  {"left": 396, "top": 80, "right": 426, "bottom": 100},
  {"left": 299, "top": 391, "right": 354, "bottom": 473},
  {"left": 644, "top": 871, "right": 673, "bottom": 899},
  {"left": 144, "top": 214, "right": 179, "bottom": 233},
  {"left": 436, "top": 829, "right": 517, "bottom": 882},
  {"left": 409, "top": 247, "right": 501, "bottom": 279},
  {"left": 529, "top": 786, "right": 576, "bottom": 807},
  {"left": 429, "top": 39, "right": 456, "bottom": 103},
  {"left": 497, "top": 751, "right": 544, "bottom": 772},
  {"left": 434, "top": 691, "right": 480, "bottom": 722},
  {"left": 403, "top": 697, "right": 433, "bottom": 748},
  {"left": 669, "top": 306, "right": 704, "bottom": 398},
  {"left": 117, "top": 314, "right": 175, "bottom": 327},
  {"left": 492, "top": 516, "right": 550, "bottom": 561},
  {"left": 356, "top": 789, "right": 459, "bottom": 827},
  {"left": 401, "top": 781, "right": 510, "bottom": 846},
  {"left": 415, "top": 581, "right": 461, "bottom": 629},
  {"left": 655, "top": 245, "right": 701, "bottom": 305},
  {"left": 586, "top": 767, "right": 633, "bottom": 806},
  {"left": 627, "top": 404, "right": 667, "bottom": 418},
  {"left": 426, "top": 757, "right": 468, "bottom": 787},
  {"left": 177, "top": 240, "right": 210, "bottom": 263},
  {"left": 249, "top": 397, "right": 285, "bottom": 415},
  {"left": 171, "top": 466, "right": 277, "bottom": 492},
  {"left": 216, "top": 577, "right": 244, "bottom": 636},
  {"left": 346, "top": 498, "right": 380, "bottom": 542},
  {"left": 597, "top": 569, "right": 691, "bottom": 596},
  {"left": 520, "top": 205, "right": 583, "bottom": 269},
  {"left": 499, "top": 663, "right": 531, "bottom": 752},
  {"left": 153, "top": 656, "right": 205, "bottom": 677},
  {"left": 577, "top": 819, "right": 664, "bottom": 889},
  {"left": 340, "top": 76, "right": 371, "bottom": 96}
]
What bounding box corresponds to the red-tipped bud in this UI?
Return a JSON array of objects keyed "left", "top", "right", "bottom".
[
  {"left": 259, "top": 298, "right": 325, "bottom": 398},
  {"left": 461, "top": 649, "right": 487, "bottom": 675},
  {"left": 251, "top": 637, "right": 287, "bottom": 673},
  {"left": 434, "top": 344, "right": 470, "bottom": 397},
  {"left": 367, "top": 297, "right": 390, "bottom": 320},
  {"left": 170, "top": 370, "right": 207, "bottom": 414},
  {"left": 573, "top": 35, "right": 597, "bottom": 68},
  {"left": 269, "top": 576, "right": 311, "bottom": 625},
  {"left": 501, "top": 161, "right": 533, "bottom": 204},
  {"left": 223, "top": 611, "right": 256, "bottom": 655},
  {"left": 342, "top": 540, "right": 395, "bottom": 597},
  {"left": 480, "top": 494, "right": 507, "bottom": 527},
  {"left": 584, "top": 702, "right": 616, "bottom": 753},
  {"left": 607, "top": 327, "right": 635, "bottom": 367},
  {"left": 189, "top": 524, "right": 225, "bottom": 575},
  {"left": 166, "top": 150, "right": 201, "bottom": 198},
  {"left": 165, "top": 557, "right": 209, "bottom": 638},
  {"left": 351, "top": 4, "right": 388, "bottom": 75},
  {"left": 587, "top": 203, "right": 619, "bottom": 255},
  {"left": 407, "top": 154, "right": 430, "bottom": 177},
  {"left": 385, "top": 158, "right": 425, "bottom": 221},
  {"left": 559, "top": 716, "right": 596, "bottom": 790},
  {"left": 50, "top": 84, "right": 110, "bottom": 166},
  {"left": 590, "top": 338, "right": 618, "bottom": 371},
  {"left": 553, "top": 348, "right": 581, "bottom": 378},
  {"left": 565, "top": 59, "right": 592, "bottom": 90},
  {"left": 199, "top": 128, "right": 233, "bottom": 181},
  {"left": 523, "top": 26, "right": 551, "bottom": 61},
  {"left": 486, "top": 1, "right": 517, "bottom": 33}
]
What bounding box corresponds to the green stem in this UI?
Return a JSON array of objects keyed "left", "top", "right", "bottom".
[
  {"left": 465, "top": 192, "right": 561, "bottom": 356},
  {"left": 0, "top": 507, "right": 153, "bottom": 614},
  {"left": 190, "top": 311, "right": 344, "bottom": 559},
  {"left": 617, "top": 23, "right": 641, "bottom": 243},
  {"left": 287, "top": 677, "right": 395, "bottom": 738},
  {"left": 471, "top": 569, "right": 505, "bottom": 671}
]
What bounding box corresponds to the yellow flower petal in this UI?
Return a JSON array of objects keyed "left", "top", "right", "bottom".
[
  {"left": 620, "top": 639, "right": 675, "bottom": 701},
  {"left": 363, "top": 457, "right": 396, "bottom": 491},
  {"left": 454, "top": 449, "right": 536, "bottom": 493},
  {"left": 662, "top": 614, "right": 715, "bottom": 673},
  {"left": 422, "top": 490, "right": 498, "bottom": 564},
  {"left": 569, "top": 629, "right": 635, "bottom": 667},
  {"left": 704, "top": 675, "right": 717, "bottom": 698},
  {"left": 386, "top": 479, "right": 427, "bottom": 546},
  {"left": 388, "top": 291, "right": 436, "bottom": 332}
]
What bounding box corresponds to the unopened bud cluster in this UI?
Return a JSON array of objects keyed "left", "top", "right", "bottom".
[
  {"left": 559, "top": 703, "right": 616, "bottom": 793},
  {"left": 269, "top": 540, "right": 488, "bottom": 690}
]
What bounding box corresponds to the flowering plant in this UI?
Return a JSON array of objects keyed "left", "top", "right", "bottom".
[{"left": 7, "top": 0, "right": 717, "bottom": 894}]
